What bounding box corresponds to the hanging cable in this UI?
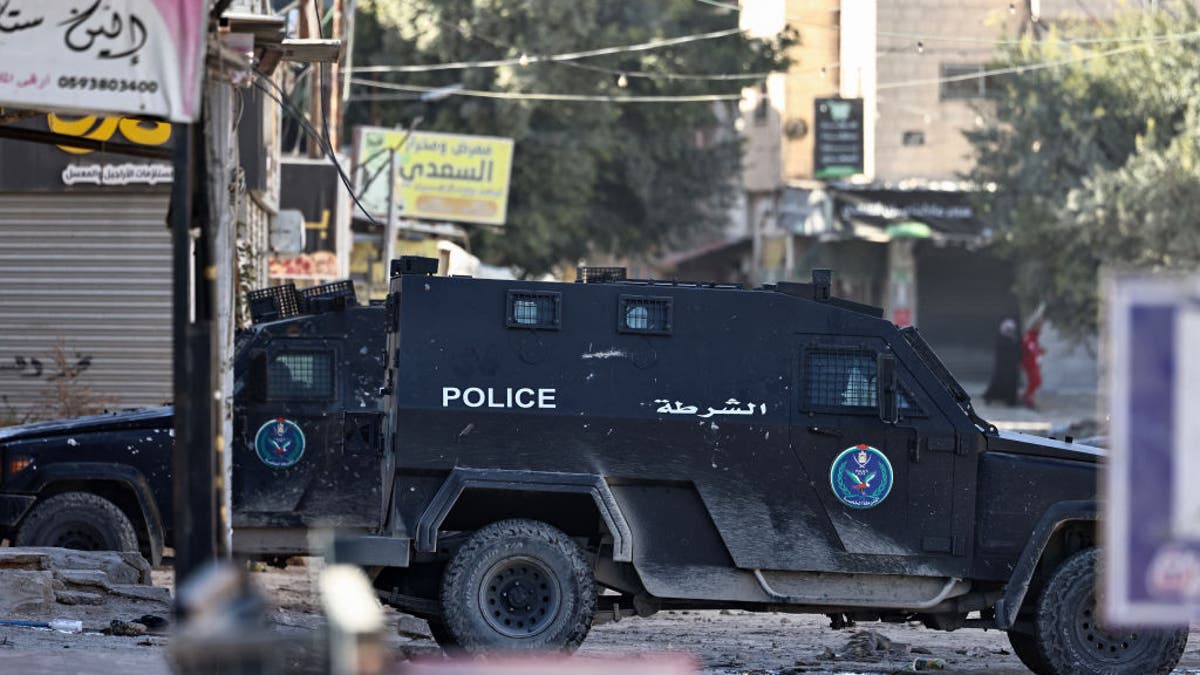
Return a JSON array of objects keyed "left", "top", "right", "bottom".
[
  {"left": 350, "top": 28, "right": 742, "bottom": 73},
  {"left": 349, "top": 78, "right": 743, "bottom": 102},
  {"left": 694, "top": 0, "right": 1200, "bottom": 47},
  {"left": 254, "top": 74, "right": 382, "bottom": 226},
  {"left": 876, "top": 39, "right": 1193, "bottom": 90},
  {"left": 431, "top": 17, "right": 774, "bottom": 83}
]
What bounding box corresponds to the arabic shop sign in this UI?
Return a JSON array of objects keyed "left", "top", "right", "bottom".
[
  {"left": 0, "top": 113, "right": 173, "bottom": 190},
  {"left": 814, "top": 97, "right": 864, "bottom": 179},
  {"left": 0, "top": 0, "right": 208, "bottom": 123},
  {"left": 353, "top": 127, "right": 515, "bottom": 227}
]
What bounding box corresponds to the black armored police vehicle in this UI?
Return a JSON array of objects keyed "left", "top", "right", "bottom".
[
  {"left": 330, "top": 259, "right": 1182, "bottom": 675},
  {"left": 0, "top": 281, "right": 385, "bottom": 563}
]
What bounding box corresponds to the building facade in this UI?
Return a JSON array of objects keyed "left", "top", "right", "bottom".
[{"left": 668, "top": 0, "right": 1112, "bottom": 387}]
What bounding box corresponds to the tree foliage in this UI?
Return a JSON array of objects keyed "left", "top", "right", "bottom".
[
  {"left": 967, "top": 2, "right": 1200, "bottom": 340},
  {"left": 348, "top": 0, "right": 792, "bottom": 276}
]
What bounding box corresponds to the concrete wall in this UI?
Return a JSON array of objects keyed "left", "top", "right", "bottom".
[{"left": 873, "top": 0, "right": 1127, "bottom": 182}]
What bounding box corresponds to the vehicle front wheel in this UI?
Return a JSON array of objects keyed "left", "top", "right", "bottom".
[
  {"left": 426, "top": 620, "right": 458, "bottom": 650},
  {"left": 15, "top": 492, "right": 139, "bottom": 553},
  {"left": 1033, "top": 548, "right": 1187, "bottom": 675},
  {"left": 1007, "top": 630, "right": 1052, "bottom": 675},
  {"left": 440, "top": 519, "right": 595, "bottom": 652}
]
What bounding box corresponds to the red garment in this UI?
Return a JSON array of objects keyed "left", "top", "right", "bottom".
[{"left": 1021, "top": 327, "right": 1043, "bottom": 407}]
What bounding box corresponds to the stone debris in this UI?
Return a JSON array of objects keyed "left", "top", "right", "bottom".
[
  {"left": 839, "top": 629, "right": 910, "bottom": 661},
  {"left": 395, "top": 614, "right": 433, "bottom": 640},
  {"left": 54, "top": 590, "right": 106, "bottom": 606},
  {"left": 0, "top": 548, "right": 169, "bottom": 627},
  {"left": 107, "top": 619, "right": 148, "bottom": 637}
]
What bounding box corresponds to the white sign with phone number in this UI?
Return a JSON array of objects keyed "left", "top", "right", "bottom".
[{"left": 0, "top": 0, "right": 207, "bottom": 122}]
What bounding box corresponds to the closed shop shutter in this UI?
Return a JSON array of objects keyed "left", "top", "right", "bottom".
[
  {"left": 0, "top": 193, "right": 172, "bottom": 420},
  {"left": 915, "top": 243, "right": 1018, "bottom": 384}
]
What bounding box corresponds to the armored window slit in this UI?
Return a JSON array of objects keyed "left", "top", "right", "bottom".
[
  {"left": 804, "top": 348, "right": 877, "bottom": 410},
  {"left": 267, "top": 350, "right": 335, "bottom": 400},
  {"left": 803, "top": 347, "right": 924, "bottom": 416},
  {"left": 618, "top": 295, "right": 672, "bottom": 335},
  {"left": 506, "top": 290, "right": 561, "bottom": 330}
]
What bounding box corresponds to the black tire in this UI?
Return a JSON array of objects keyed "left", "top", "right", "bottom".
[
  {"left": 1034, "top": 548, "right": 1188, "bottom": 675},
  {"left": 1007, "top": 630, "right": 1054, "bottom": 675},
  {"left": 426, "top": 620, "right": 458, "bottom": 650},
  {"left": 440, "top": 519, "right": 595, "bottom": 652},
  {"left": 15, "top": 492, "right": 139, "bottom": 553}
]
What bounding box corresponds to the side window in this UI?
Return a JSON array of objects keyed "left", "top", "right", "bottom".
[
  {"left": 804, "top": 346, "right": 926, "bottom": 416},
  {"left": 899, "top": 386, "right": 923, "bottom": 414},
  {"left": 618, "top": 295, "right": 672, "bottom": 335},
  {"left": 506, "top": 290, "right": 561, "bottom": 330},
  {"left": 268, "top": 350, "right": 335, "bottom": 400},
  {"left": 805, "top": 348, "right": 878, "bottom": 411}
]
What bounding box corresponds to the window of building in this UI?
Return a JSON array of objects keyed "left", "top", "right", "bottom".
[
  {"left": 940, "top": 63, "right": 987, "bottom": 99},
  {"left": 618, "top": 295, "right": 672, "bottom": 335},
  {"left": 506, "top": 290, "right": 561, "bottom": 329},
  {"left": 902, "top": 130, "right": 926, "bottom": 146},
  {"left": 268, "top": 350, "right": 335, "bottom": 400}
]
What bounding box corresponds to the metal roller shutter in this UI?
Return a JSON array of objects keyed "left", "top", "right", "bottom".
[{"left": 0, "top": 193, "right": 172, "bottom": 420}]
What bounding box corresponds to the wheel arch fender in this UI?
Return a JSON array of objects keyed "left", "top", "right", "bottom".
[
  {"left": 415, "top": 468, "right": 632, "bottom": 563},
  {"left": 995, "top": 499, "right": 1097, "bottom": 630},
  {"left": 28, "top": 462, "right": 165, "bottom": 565}
]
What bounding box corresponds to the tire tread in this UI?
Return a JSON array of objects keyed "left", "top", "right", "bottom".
[
  {"left": 440, "top": 518, "right": 595, "bottom": 652},
  {"left": 15, "top": 491, "right": 139, "bottom": 552},
  {"left": 1034, "top": 548, "right": 1187, "bottom": 675}
]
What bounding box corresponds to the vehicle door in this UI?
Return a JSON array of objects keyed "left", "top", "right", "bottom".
[
  {"left": 233, "top": 338, "right": 383, "bottom": 529},
  {"left": 789, "top": 335, "right": 965, "bottom": 574}
]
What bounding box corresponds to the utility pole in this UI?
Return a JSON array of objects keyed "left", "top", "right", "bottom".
[
  {"left": 328, "top": 0, "right": 343, "bottom": 152},
  {"left": 171, "top": 119, "right": 219, "bottom": 590},
  {"left": 383, "top": 148, "right": 399, "bottom": 280},
  {"left": 301, "top": 0, "right": 323, "bottom": 159}
]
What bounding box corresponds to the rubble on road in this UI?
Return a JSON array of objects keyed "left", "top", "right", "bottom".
[{"left": 0, "top": 547, "right": 171, "bottom": 631}]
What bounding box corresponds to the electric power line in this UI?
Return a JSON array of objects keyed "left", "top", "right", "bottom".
[
  {"left": 694, "top": 0, "right": 1200, "bottom": 48},
  {"left": 876, "top": 37, "right": 1198, "bottom": 90},
  {"left": 351, "top": 28, "right": 742, "bottom": 74},
  {"left": 254, "top": 74, "right": 382, "bottom": 226},
  {"left": 351, "top": 36, "right": 1191, "bottom": 104},
  {"left": 427, "top": 18, "right": 777, "bottom": 86},
  {"left": 349, "top": 78, "right": 744, "bottom": 103}
]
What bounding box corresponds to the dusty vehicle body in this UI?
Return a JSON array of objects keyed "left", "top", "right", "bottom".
[
  {"left": 0, "top": 406, "right": 173, "bottom": 563},
  {"left": 326, "top": 259, "right": 1184, "bottom": 675},
  {"left": 0, "top": 282, "right": 385, "bottom": 563}
]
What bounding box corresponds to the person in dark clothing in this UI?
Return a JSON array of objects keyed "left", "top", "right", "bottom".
[{"left": 983, "top": 317, "right": 1021, "bottom": 406}]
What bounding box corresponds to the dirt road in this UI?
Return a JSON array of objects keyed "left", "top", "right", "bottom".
[{"left": 5, "top": 561, "right": 1200, "bottom": 675}]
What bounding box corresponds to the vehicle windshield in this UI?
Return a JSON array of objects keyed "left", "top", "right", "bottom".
[{"left": 899, "top": 326, "right": 994, "bottom": 432}]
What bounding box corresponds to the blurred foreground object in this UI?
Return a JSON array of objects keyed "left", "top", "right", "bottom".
[
  {"left": 1106, "top": 273, "right": 1200, "bottom": 625},
  {"left": 321, "top": 564, "right": 386, "bottom": 675},
  {"left": 169, "top": 561, "right": 288, "bottom": 675},
  {"left": 394, "top": 655, "right": 696, "bottom": 675}
]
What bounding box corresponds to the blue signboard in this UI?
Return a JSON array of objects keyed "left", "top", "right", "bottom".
[{"left": 1106, "top": 275, "right": 1200, "bottom": 625}]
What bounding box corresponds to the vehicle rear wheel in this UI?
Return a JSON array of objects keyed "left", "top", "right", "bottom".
[
  {"left": 440, "top": 519, "right": 595, "bottom": 652},
  {"left": 1034, "top": 548, "right": 1187, "bottom": 675},
  {"left": 1007, "top": 630, "right": 1053, "bottom": 675},
  {"left": 15, "top": 492, "right": 139, "bottom": 553}
]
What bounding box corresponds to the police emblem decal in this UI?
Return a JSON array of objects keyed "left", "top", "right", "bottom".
[
  {"left": 254, "top": 418, "right": 306, "bottom": 468},
  {"left": 830, "top": 444, "right": 894, "bottom": 509}
]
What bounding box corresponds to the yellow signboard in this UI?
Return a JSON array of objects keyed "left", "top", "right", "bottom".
[{"left": 354, "top": 128, "right": 515, "bottom": 226}]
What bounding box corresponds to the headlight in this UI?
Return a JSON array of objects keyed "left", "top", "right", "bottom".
[{"left": 5, "top": 453, "right": 33, "bottom": 478}]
